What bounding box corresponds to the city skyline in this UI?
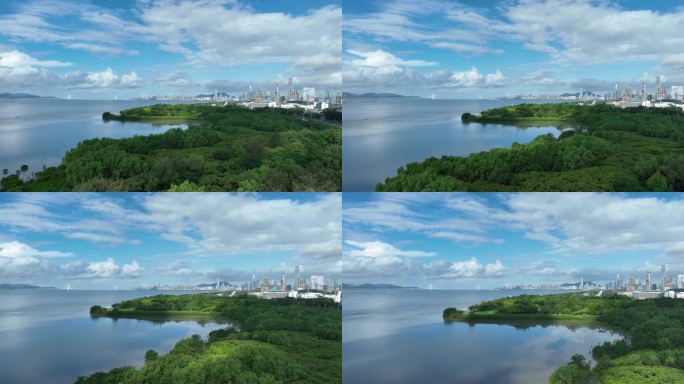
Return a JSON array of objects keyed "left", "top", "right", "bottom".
[
  {"left": 343, "top": 0, "right": 684, "bottom": 98},
  {"left": 343, "top": 193, "right": 684, "bottom": 289},
  {"left": 0, "top": 193, "right": 341, "bottom": 289},
  {"left": 0, "top": 0, "right": 341, "bottom": 99}
]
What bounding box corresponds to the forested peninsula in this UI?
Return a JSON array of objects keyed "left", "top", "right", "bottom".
[
  {"left": 443, "top": 293, "right": 684, "bottom": 384},
  {"left": 0, "top": 104, "right": 341, "bottom": 192},
  {"left": 80, "top": 294, "right": 341, "bottom": 384},
  {"left": 377, "top": 103, "right": 684, "bottom": 192}
]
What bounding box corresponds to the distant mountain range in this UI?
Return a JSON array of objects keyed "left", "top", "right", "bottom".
[
  {"left": 0, "top": 93, "right": 54, "bottom": 99},
  {"left": 342, "top": 283, "right": 419, "bottom": 289},
  {"left": 0, "top": 283, "right": 56, "bottom": 289}
]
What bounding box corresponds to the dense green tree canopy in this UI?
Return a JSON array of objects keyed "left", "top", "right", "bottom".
[
  {"left": 445, "top": 293, "right": 684, "bottom": 383},
  {"left": 79, "top": 294, "right": 341, "bottom": 384},
  {"left": 378, "top": 104, "right": 684, "bottom": 192},
  {"left": 2, "top": 104, "right": 341, "bottom": 192}
]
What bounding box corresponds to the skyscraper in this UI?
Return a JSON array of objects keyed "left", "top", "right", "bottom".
[
  {"left": 646, "top": 272, "right": 652, "bottom": 291},
  {"left": 661, "top": 264, "right": 668, "bottom": 290},
  {"left": 656, "top": 75, "right": 666, "bottom": 101},
  {"left": 275, "top": 84, "right": 281, "bottom": 106},
  {"left": 311, "top": 275, "right": 325, "bottom": 290},
  {"left": 302, "top": 87, "right": 316, "bottom": 103},
  {"left": 295, "top": 265, "right": 302, "bottom": 289},
  {"left": 280, "top": 272, "right": 286, "bottom": 291},
  {"left": 287, "top": 77, "right": 298, "bottom": 101},
  {"left": 641, "top": 81, "right": 647, "bottom": 102}
]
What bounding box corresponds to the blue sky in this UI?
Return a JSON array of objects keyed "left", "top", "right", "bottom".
[
  {"left": 343, "top": 193, "right": 684, "bottom": 289},
  {"left": 0, "top": 193, "right": 341, "bottom": 289},
  {"left": 343, "top": 0, "right": 684, "bottom": 98},
  {"left": 0, "top": 0, "right": 341, "bottom": 99}
]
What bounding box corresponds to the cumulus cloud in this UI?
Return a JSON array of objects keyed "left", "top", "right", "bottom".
[
  {"left": 0, "top": 1, "right": 341, "bottom": 92},
  {"left": 341, "top": 238, "right": 504, "bottom": 280},
  {"left": 343, "top": 193, "right": 684, "bottom": 285},
  {"left": 61, "top": 257, "right": 143, "bottom": 279},
  {"left": 0, "top": 50, "right": 144, "bottom": 89},
  {"left": 0, "top": 241, "right": 70, "bottom": 278},
  {"left": 504, "top": 0, "right": 684, "bottom": 66},
  {"left": 59, "top": 67, "right": 142, "bottom": 89},
  {"left": 344, "top": 49, "right": 506, "bottom": 90},
  {"left": 138, "top": 193, "right": 341, "bottom": 265}
]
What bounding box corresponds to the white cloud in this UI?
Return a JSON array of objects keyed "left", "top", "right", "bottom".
[
  {"left": 341, "top": 237, "right": 505, "bottom": 281},
  {"left": 62, "top": 257, "right": 143, "bottom": 279},
  {"left": 346, "top": 240, "right": 435, "bottom": 258},
  {"left": 0, "top": 241, "right": 71, "bottom": 259},
  {"left": 348, "top": 49, "right": 436, "bottom": 68},
  {"left": 504, "top": 0, "right": 684, "bottom": 66},
  {"left": 60, "top": 68, "right": 143, "bottom": 89},
  {"left": 139, "top": 193, "right": 341, "bottom": 265},
  {"left": 344, "top": 49, "right": 506, "bottom": 90},
  {"left": 0, "top": 49, "right": 71, "bottom": 68},
  {"left": 0, "top": 241, "right": 70, "bottom": 278}
]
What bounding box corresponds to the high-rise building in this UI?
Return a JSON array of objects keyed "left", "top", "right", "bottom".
[
  {"left": 280, "top": 273, "right": 286, "bottom": 291},
  {"left": 641, "top": 82, "right": 647, "bottom": 102},
  {"left": 275, "top": 84, "right": 281, "bottom": 106},
  {"left": 646, "top": 272, "right": 652, "bottom": 291},
  {"left": 295, "top": 265, "right": 302, "bottom": 289},
  {"left": 671, "top": 85, "right": 684, "bottom": 101},
  {"left": 287, "top": 77, "right": 298, "bottom": 101},
  {"left": 302, "top": 87, "right": 316, "bottom": 103},
  {"left": 661, "top": 264, "right": 668, "bottom": 290},
  {"left": 311, "top": 275, "right": 325, "bottom": 290},
  {"left": 656, "top": 75, "right": 666, "bottom": 101},
  {"left": 678, "top": 274, "right": 684, "bottom": 289}
]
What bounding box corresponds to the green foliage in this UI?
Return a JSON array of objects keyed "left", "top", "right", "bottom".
[
  {"left": 442, "top": 307, "right": 464, "bottom": 321},
  {"left": 168, "top": 180, "right": 206, "bottom": 192},
  {"left": 458, "top": 293, "right": 684, "bottom": 384},
  {"left": 78, "top": 294, "right": 341, "bottom": 383},
  {"left": 3, "top": 104, "right": 341, "bottom": 192},
  {"left": 89, "top": 305, "right": 108, "bottom": 315},
  {"left": 549, "top": 354, "right": 597, "bottom": 384},
  {"left": 599, "top": 365, "right": 684, "bottom": 384},
  {"left": 380, "top": 104, "right": 684, "bottom": 191},
  {"left": 144, "top": 349, "right": 159, "bottom": 362}
]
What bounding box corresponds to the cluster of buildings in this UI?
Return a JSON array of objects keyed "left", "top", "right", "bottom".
[
  {"left": 235, "top": 78, "right": 342, "bottom": 112},
  {"left": 504, "top": 75, "right": 684, "bottom": 111},
  {"left": 606, "top": 75, "right": 684, "bottom": 109},
  {"left": 136, "top": 77, "right": 342, "bottom": 113},
  {"left": 140, "top": 264, "right": 341, "bottom": 303},
  {"left": 612, "top": 264, "right": 684, "bottom": 300},
  {"left": 247, "top": 265, "right": 341, "bottom": 302},
  {"left": 498, "top": 264, "right": 684, "bottom": 300}
]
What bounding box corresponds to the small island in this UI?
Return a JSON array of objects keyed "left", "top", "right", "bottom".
[
  {"left": 443, "top": 293, "right": 684, "bottom": 384},
  {"left": 377, "top": 103, "right": 684, "bottom": 192},
  {"left": 79, "top": 293, "right": 341, "bottom": 384},
  {"left": 1, "top": 103, "right": 341, "bottom": 192}
]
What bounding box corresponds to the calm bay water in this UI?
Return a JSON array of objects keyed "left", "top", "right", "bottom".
[
  {"left": 0, "top": 289, "right": 226, "bottom": 384},
  {"left": 343, "top": 289, "right": 620, "bottom": 384},
  {"left": 343, "top": 97, "right": 566, "bottom": 191},
  {"left": 0, "top": 99, "right": 193, "bottom": 178}
]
